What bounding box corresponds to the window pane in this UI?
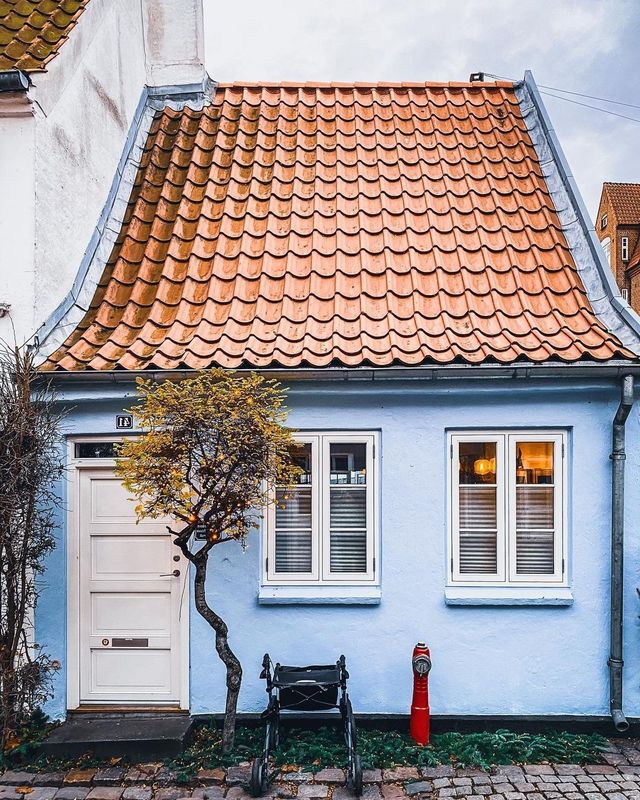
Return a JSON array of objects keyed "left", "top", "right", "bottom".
[
  {"left": 459, "top": 531, "right": 497, "bottom": 573},
  {"left": 515, "top": 442, "right": 555, "bottom": 575},
  {"left": 515, "top": 442, "right": 553, "bottom": 485},
  {"left": 329, "top": 442, "right": 368, "bottom": 574},
  {"left": 75, "top": 442, "right": 118, "bottom": 458},
  {"left": 330, "top": 530, "right": 367, "bottom": 572},
  {"left": 275, "top": 442, "right": 313, "bottom": 573},
  {"left": 516, "top": 531, "right": 554, "bottom": 574},
  {"left": 457, "top": 443, "right": 498, "bottom": 575},
  {"left": 516, "top": 486, "right": 554, "bottom": 528},
  {"left": 330, "top": 488, "right": 366, "bottom": 528},
  {"left": 329, "top": 443, "right": 366, "bottom": 485},
  {"left": 459, "top": 486, "right": 496, "bottom": 528},
  {"left": 290, "top": 443, "right": 312, "bottom": 484},
  {"left": 459, "top": 442, "right": 496, "bottom": 484},
  {"left": 276, "top": 487, "right": 311, "bottom": 528},
  {"left": 275, "top": 531, "right": 312, "bottom": 572}
]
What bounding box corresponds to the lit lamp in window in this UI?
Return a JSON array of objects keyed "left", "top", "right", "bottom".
[{"left": 473, "top": 458, "right": 492, "bottom": 477}]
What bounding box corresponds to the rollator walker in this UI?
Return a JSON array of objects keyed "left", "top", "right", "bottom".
[{"left": 249, "top": 653, "right": 363, "bottom": 797}]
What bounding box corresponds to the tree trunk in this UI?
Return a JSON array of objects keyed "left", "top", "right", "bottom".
[
  {"left": 0, "top": 650, "right": 17, "bottom": 753},
  {"left": 193, "top": 555, "right": 242, "bottom": 753}
]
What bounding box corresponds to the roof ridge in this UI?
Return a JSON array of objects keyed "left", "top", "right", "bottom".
[{"left": 214, "top": 80, "right": 516, "bottom": 89}]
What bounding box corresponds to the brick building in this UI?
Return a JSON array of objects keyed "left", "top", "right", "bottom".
[{"left": 596, "top": 183, "right": 640, "bottom": 309}]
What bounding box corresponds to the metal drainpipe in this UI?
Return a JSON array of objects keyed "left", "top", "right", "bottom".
[
  {"left": 0, "top": 70, "right": 30, "bottom": 92},
  {"left": 609, "top": 374, "right": 634, "bottom": 732}
]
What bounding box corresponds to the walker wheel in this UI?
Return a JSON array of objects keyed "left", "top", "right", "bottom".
[
  {"left": 349, "top": 754, "right": 363, "bottom": 796},
  {"left": 250, "top": 757, "right": 268, "bottom": 797}
]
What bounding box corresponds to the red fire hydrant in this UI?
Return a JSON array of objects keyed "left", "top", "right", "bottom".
[{"left": 410, "top": 642, "right": 432, "bottom": 745}]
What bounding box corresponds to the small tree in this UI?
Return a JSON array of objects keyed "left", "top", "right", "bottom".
[
  {"left": 0, "top": 346, "right": 63, "bottom": 754},
  {"left": 116, "top": 370, "right": 300, "bottom": 752}
]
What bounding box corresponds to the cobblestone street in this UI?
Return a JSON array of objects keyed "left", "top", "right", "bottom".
[{"left": 2, "top": 741, "right": 640, "bottom": 800}]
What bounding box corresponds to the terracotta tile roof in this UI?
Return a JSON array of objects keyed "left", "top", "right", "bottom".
[
  {"left": 0, "top": 0, "right": 89, "bottom": 72},
  {"left": 604, "top": 183, "right": 640, "bottom": 226},
  {"left": 43, "top": 82, "right": 633, "bottom": 371}
]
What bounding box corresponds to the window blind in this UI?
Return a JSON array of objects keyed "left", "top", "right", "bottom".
[
  {"left": 329, "top": 487, "right": 367, "bottom": 572},
  {"left": 274, "top": 487, "right": 312, "bottom": 573},
  {"left": 515, "top": 485, "right": 555, "bottom": 574},
  {"left": 458, "top": 486, "right": 497, "bottom": 574}
]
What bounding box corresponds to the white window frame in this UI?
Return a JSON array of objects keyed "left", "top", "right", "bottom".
[
  {"left": 622, "top": 236, "right": 629, "bottom": 261},
  {"left": 601, "top": 236, "right": 611, "bottom": 265},
  {"left": 264, "top": 431, "right": 378, "bottom": 586},
  {"left": 266, "top": 434, "right": 321, "bottom": 582},
  {"left": 448, "top": 430, "right": 567, "bottom": 588},
  {"left": 450, "top": 433, "right": 506, "bottom": 584},
  {"left": 601, "top": 213, "right": 608, "bottom": 230}
]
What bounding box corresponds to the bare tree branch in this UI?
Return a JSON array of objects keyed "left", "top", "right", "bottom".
[{"left": 0, "top": 345, "right": 63, "bottom": 754}]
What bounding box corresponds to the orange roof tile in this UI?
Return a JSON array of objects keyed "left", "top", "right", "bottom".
[
  {"left": 43, "top": 82, "right": 634, "bottom": 371},
  {"left": 604, "top": 183, "right": 640, "bottom": 226},
  {"left": 0, "top": 0, "right": 89, "bottom": 72}
]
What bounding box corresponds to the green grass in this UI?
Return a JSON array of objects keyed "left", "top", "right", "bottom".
[
  {"left": 2, "top": 719, "right": 607, "bottom": 779},
  {"left": 167, "top": 723, "right": 607, "bottom": 781}
]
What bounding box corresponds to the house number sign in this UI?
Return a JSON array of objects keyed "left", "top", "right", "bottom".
[{"left": 116, "top": 414, "right": 133, "bottom": 429}]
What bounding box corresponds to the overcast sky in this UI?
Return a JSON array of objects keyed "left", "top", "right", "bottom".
[{"left": 202, "top": 0, "right": 640, "bottom": 220}]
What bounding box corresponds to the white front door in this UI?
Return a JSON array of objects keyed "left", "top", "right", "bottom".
[{"left": 77, "top": 468, "right": 188, "bottom": 705}]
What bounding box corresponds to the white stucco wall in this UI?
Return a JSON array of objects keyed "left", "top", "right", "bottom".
[
  {"left": 31, "top": 0, "right": 146, "bottom": 340},
  {"left": 0, "top": 0, "right": 206, "bottom": 347},
  {"left": 142, "top": 0, "right": 206, "bottom": 86},
  {"left": 0, "top": 106, "right": 35, "bottom": 344}
]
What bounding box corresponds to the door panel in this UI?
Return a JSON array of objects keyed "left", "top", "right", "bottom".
[
  {"left": 91, "top": 593, "right": 172, "bottom": 636},
  {"left": 91, "top": 536, "right": 171, "bottom": 578},
  {"left": 78, "top": 469, "right": 186, "bottom": 705},
  {"left": 91, "top": 649, "right": 172, "bottom": 694}
]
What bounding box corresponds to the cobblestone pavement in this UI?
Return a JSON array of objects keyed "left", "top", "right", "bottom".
[{"left": 2, "top": 740, "right": 640, "bottom": 800}]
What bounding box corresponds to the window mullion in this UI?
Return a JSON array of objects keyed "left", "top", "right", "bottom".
[
  {"left": 367, "top": 435, "right": 375, "bottom": 579},
  {"left": 496, "top": 434, "right": 507, "bottom": 583},
  {"left": 317, "top": 434, "right": 325, "bottom": 582},
  {"left": 506, "top": 434, "right": 515, "bottom": 583},
  {"left": 555, "top": 436, "right": 564, "bottom": 580}
]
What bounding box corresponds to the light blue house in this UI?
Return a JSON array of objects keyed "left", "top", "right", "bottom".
[{"left": 36, "top": 72, "right": 640, "bottom": 731}]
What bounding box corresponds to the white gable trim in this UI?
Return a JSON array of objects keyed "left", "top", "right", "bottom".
[{"left": 516, "top": 72, "right": 640, "bottom": 356}]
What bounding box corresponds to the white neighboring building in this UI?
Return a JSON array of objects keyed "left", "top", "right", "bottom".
[{"left": 0, "top": 0, "right": 208, "bottom": 346}]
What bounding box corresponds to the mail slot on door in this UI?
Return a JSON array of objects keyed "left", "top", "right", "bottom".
[{"left": 111, "top": 638, "right": 149, "bottom": 648}]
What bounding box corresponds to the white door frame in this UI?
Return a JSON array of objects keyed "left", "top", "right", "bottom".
[{"left": 66, "top": 436, "right": 190, "bottom": 710}]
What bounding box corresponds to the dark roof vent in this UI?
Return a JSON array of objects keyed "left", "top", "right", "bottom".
[
  {"left": 0, "top": 70, "right": 30, "bottom": 93},
  {"left": 469, "top": 72, "right": 485, "bottom": 82}
]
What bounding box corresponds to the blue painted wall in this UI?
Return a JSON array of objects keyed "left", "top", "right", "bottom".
[{"left": 37, "top": 376, "right": 640, "bottom": 721}]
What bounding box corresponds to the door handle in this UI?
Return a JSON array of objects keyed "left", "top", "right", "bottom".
[{"left": 160, "top": 569, "right": 181, "bottom": 577}]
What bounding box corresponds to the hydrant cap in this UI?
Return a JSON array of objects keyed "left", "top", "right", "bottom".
[{"left": 412, "top": 654, "right": 432, "bottom": 676}]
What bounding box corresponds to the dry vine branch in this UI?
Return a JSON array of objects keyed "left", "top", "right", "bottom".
[{"left": 0, "top": 345, "right": 63, "bottom": 754}]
